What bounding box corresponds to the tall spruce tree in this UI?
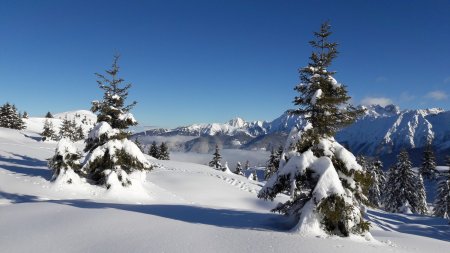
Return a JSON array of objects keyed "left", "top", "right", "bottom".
[
  {"left": 91, "top": 54, "right": 137, "bottom": 130},
  {"left": 258, "top": 22, "right": 369, "bottom": 237},
  {"left": 384, "top": 150, "right": 428, "bottom": 214},
  {"left": 82, "top": 55, "right": 153, "bottom": 188},
  {"left": 158, "top": 142, "right": 170, "bottom": 160},
  {"left": 265, "top": 148, "right": 279, "bottom": 180},
  {"left": 434, "top": 160, "right": 450, "bottom": 219},
  {"left": 209, "top": 144, "right": 222, "bottom": 170},
  {"left": 59, "top": 116, "right": 74, "bottom": 140},
  {"left": 41, "top": 119, "right": 57, "bottom": 141},
  {"left": 148, "top": 141, "right": 159, "bottom": 158},
  {"left": 367, "top": 158, "right": 385, "bottom": 208},
  {"left": 419, "top": 143, "right": 438, "bottom": 180}
]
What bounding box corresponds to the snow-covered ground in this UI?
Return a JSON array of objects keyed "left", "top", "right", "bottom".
[{"left": 1, "top": 125, "right": 450, "bottom": 252}]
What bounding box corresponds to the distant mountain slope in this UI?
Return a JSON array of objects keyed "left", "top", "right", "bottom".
[{"left": 134, "top": 105, "right": 450, "bottom": 165}]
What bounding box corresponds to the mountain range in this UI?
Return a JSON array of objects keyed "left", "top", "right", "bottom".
[{"left": 134, "top": 104, "right": 450, "bottom": 166}]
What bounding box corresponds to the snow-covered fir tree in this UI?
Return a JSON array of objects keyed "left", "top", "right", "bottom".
[
  {"left": 234, "top": 162, "right": 244, "bottom": 176},
  {"left": 91, "top": 54, "right": 137, "bottom": 130},
  {"left": 419, "top": 143, "right": 438, "bottom": 180},
  {"left": 0, "top": 103, "right": 26, "bottom": 130},
  {"left": 82, "top": 55, "right": 153, "bottom": 189},
  {"left": 258, "top": 22, "right": 369, "bottom": 237},
  {"left": 148, "top": 141, "right": 159, "bottom": 158},
  {"left": 158, "top": 142, "right": 170, "bottom": 160},
  {"left": 367, "top": 159, "right": 385, "bottom": 208},
  {"left": 48, "top": 138, "right": 82, "bottom": 184},
  {"left": 209, "top": 144, "right": 222, "bottom": 170},
  {"left": 252, "top": 168, "right": 258, "bottom": 181},
  {"left": 45, "top": 111, "right": 53, "bottom": 118},
  {"left": 384, "top": 150, "right": 428, "bottom": 214},
  {"left": 22, "top": 111, "right": 29, "bottom": 119},
  {"left": 434, "top": 167, "right": 450, "bottom": 219},
  {"left": 59, "top": 116, "right": 75, "bottom": 140},
  {"left": 265, "top": 147, "right": 281, "bottom": 180},
  {"left": 41, "top": 119, "right": 58, "bottom": 141}
]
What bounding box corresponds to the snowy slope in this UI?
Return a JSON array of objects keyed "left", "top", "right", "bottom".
[
  {"left": 24, "top": 110, "right": 96, "bottom": 136},
  {"left": 1, "top": 127, "right": 450, "bottom": 252}
]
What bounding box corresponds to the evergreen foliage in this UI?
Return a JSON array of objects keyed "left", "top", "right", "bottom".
[
  {"left": 48, "top": 138, "right": 82, "bottom": 184},
  {"left": 148, "top": 141, "right": 159, "bottom": 158},
  {"left": 0, "top": 103, "right": 26, "bottom": 130},
  {"left": 158, "top": 142, "right": 170, "bottom": 160},
  {"left": 367, "top": 158, "right": 385, "bottom": 208},
  {"left": 434, "top": 166, "right": 450, "bottom": 219},
  {"left": 265, "top": 147, "right": 281, "bottom": 180},
  {"left": 45, "top": 111, "right": 53, "bottom": 118},
  {"left": 91, "top": 54, "right": 137, "bottom": 130},
  {"left": 384, "top": 150, "right": 428, "bottom": 214},
  {"left": 209, "top": 145, "right": 222, "bottom": 169},
  {"left": 258, "top": 22, "right": 369, "bottom": 237},
  {"left": 82, "top": 55, "right": 153, "bottom": 188},
  {"left": 234, "top": 162, "right": 244, "bottom": 176},
  {"left": 419, "top": 143, "right": 438, "bottom": 180},
  {"left": 41, "top": 119, "right": 58, "bottom": 141},
  {"left": 291, "top": 22, "right": 364, "bottom": 140},
  {"left": 22, "top": 111, "right": 29, "bottom": 119}
]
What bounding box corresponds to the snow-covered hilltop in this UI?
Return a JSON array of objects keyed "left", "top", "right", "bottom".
[{"left": 24, "top": 110, "right": 97, "bottom": 136}]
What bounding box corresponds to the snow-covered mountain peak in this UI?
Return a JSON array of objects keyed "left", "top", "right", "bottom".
[
  {"left": 362, "top": 104, "right": 401, "bottom": 118},
  {"left": 227, "top": 117, "right": 247, "bottom": 128}
]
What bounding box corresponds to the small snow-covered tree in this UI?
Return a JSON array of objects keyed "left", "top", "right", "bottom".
[
  {"left": 148, "top": 141, "right": 159, "bottom": 158},
  {"left": 41, "top": 119, "right": 58, "bottom": 141},
  {"left": 258, "top": 22, "right": 369, "bottom": 237},
  {"left": 434, "top": 170, "right": 450, "bottom": 219},
  {"left": 252, "top": 168, "right": 259, "bottom": 181},
  {"left": 82, "top": 55, "right": 153, "bottom": 189},
  {"left": 384, "top": 150, "right": 428, "bottom": 214},
  {"left": 209, "top": 144, "right": 222, "bottom": 170},
  {"left": 158, "top": 142, "right": 170, "bottom": 160},
  {"left": 234, "top": 162, "right": 244, "bottom": 176},
  {"left": 45, "top": 111, "right": 53, "bottom": 118},
  {"left": 48, "top": 138, "right": 82, "bottom": 184},
  {"left": 59, "top": 116, "right": 75, "bottom": 140},
  {"left": 265, "top": 148, "right": 279, "bottom": 180},
  {"left": 22, "top": 111, "right": 29, "bottom": 119},
  {"left": 419, "top": 143, "right": 438, "bottom": 180}
]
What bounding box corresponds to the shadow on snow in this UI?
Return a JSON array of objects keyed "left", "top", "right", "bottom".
[
  {"left": 367, "top": 209, "right": 450, "bottom": 242},
  {"left": 0, "top": 153, "right": 52, "bottom": 180},
  {"left": 0, "top": 191, "right": 294, "bottom": 232}
]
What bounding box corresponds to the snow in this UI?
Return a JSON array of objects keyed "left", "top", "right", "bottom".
[
  {"left": 311, "top": 89, "right": 322, "bottom": 105},
  {"left": 87, "top": 121, "right": 120, "bottom": 140},
  {"left": 1, "top": 126, "right": 450, "bottom": 252}
]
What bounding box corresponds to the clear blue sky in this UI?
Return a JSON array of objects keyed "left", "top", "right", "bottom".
[{"left": 1, "top": 0, "right": 449, "bottom": 128}]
